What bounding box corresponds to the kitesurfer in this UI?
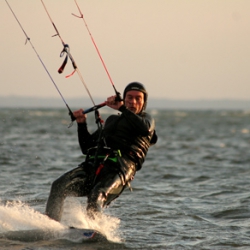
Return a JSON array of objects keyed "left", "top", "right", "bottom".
[{"left": 45, "top": 82, "right": 157, "bottom": 221}]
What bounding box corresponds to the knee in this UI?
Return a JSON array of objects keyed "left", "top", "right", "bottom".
[{"left": 50, "top": 176, "right": 65, "bottom": 194}]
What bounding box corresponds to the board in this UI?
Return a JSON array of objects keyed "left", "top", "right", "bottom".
[{"left": 0, "top": 227, "right": 106, "bottom": 243}]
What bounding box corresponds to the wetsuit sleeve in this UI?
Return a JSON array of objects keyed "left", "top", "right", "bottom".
[
  {"left": 118, "top": 105, "right": 155, "bottom": 136},
  {"left": 77, "top": 123, "right": 98, "bottom": 154}
]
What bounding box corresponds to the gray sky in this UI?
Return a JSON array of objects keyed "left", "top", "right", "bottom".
[{"left": 1, "top": 0, "right": 250, "bottom": 101}]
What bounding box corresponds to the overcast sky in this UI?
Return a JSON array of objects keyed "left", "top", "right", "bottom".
[{"left": 1, "top": 0, "right": 250, "bottom": 102}]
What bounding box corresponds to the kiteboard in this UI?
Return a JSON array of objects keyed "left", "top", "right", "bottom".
[{"left": 0, "top": 227, "right": 106, "bottom": 243}]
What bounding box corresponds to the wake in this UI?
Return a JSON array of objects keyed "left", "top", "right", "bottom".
[{"left": 0, "top": 199, "right": 122, "bottom": 243}]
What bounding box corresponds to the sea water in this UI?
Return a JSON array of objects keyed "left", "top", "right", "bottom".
[{"left": 0, "top": 108, "right": 250, "bottom": 249}]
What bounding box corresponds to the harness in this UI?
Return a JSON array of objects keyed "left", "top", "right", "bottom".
[{"left": 85, "top": 146, "right": 134, "bottom": 192}]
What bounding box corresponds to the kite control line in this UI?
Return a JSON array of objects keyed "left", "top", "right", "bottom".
[
  {"left": 5, "top": 0, "right": 75, "bottom": 125},
  {"left": 41, "top": 0, "right": 96, "bottom": 106},
  {"left": 72, "top": 0, "right": 122, "bottom": 101}
]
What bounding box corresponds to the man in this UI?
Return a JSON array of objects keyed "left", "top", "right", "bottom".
[{"left": 45, "top": 82, "right": 157, "bottom": 221}]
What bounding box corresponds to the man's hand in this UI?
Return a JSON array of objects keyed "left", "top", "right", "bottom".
[
  {"left": 106, "top": 95, "right": 124, "bottom": 110},
  {"left": 73, "top": 109, "right": 87, "bottom": 123}
]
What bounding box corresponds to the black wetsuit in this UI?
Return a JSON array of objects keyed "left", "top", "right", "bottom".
[{"left": 45, "top": 105, "right": 157, "bottom": 221}]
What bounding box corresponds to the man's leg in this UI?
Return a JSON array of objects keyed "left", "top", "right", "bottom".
[
  {"left": 45, "top": 164, "right": 91, "bottom": 221},
  {"left": 86, "top": 172, "right": 124, "bottom": 218},
  {"left": 86, "top": 157, "right": 136, "bottom": 218}
]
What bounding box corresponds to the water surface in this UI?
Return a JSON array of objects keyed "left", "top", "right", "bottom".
[{"left": 0, "top": 108, "right": 250, "bottom": 249}]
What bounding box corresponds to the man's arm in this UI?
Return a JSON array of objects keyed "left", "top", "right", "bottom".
[
  {"left": 73, "top": 109, "right": 97, "bottom": 154},
  {"left": 118, "top": 105, "right": 155, "bottom": 136}
]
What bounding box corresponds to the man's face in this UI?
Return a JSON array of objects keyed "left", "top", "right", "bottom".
[{"left": 124, "top": 90, "right": 144, "bottom": 114}]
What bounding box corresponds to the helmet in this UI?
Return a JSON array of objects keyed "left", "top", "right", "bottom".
[{"left": 123, "top": 82, "right": 148, "bottom": 111}]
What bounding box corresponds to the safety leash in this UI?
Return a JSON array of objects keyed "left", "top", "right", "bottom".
[{"left": 41, "top": 0, "right": 96, "bottom": 107}]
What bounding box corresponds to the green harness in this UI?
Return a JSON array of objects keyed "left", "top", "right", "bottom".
[
  {"left": 89, "top": 155, "right": 118, "bottom": 163},
  {"left": 89, "top": 149, "right": 122, "bottom": 163}
]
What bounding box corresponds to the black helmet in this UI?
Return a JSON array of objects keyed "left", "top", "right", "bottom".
[{"left": 123, "top": 82, "right": 148, "bottom": 111}]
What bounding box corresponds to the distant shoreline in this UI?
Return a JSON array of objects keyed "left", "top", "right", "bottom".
[{"left": 1, "top": 96, "right": 250, "bottom": 110}]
